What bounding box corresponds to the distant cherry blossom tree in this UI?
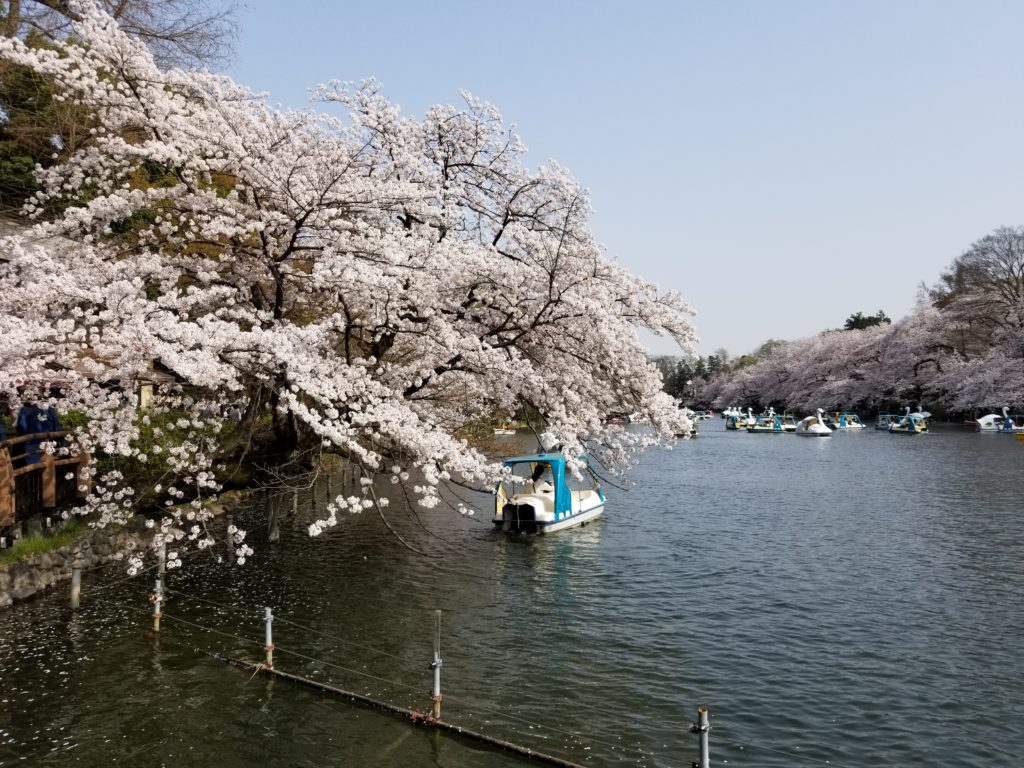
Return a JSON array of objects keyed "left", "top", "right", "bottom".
[{"left": 701, "top": 296, "right": 1024, "bottom": 414}]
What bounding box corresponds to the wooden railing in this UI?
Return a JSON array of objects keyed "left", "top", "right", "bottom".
[{"left": 0, "top": 432, "right": 91, "bottom": 529}]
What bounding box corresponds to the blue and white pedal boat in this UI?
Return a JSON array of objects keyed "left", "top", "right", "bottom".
[{"left": 494, "top": 453, "right": 606, "bottom": 534}]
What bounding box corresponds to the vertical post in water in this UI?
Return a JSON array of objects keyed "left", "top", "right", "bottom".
[
  {"left": 155, "top": 540, "right": 166, "bottom": 621},
  {"left": 225, "top": 514, "right": 234, "bottom": 564},
  {"left": 157, "top": 540, "right": 166, "bottom": 580},
  {"left": 152, "top": 576, "right": 162, "bottom": 632},
  {"left": 70, "top": 558, "right": 82, "bottom": 609},
  {"left": 267, "top": 494, "right": 280, "bottom": 543},
  {"left": 264, "top": 606, "right": 274, "bottom": 669},
  {"left": 430, "top": 609, "right": 442, "bottom": 720},
  {"left": 690, "top": 707, "right": 710, "bottom": 768}
]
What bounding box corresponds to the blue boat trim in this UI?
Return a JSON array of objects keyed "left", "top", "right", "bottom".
[{"left": 497, "top": 453, "right": 605, "bottom": 530}]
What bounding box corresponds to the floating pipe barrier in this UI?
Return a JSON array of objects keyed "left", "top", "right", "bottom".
[{"left": 199, "top": 649, "right": 587, "bottom": 768}]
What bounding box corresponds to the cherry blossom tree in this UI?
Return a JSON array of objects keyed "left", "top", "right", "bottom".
[
  {"left": 701, "top": 312, "right": 956, "bottom": 413},
  {"left": 702, "top": 299, "right": 1024, "bottom": 415},
  {"left": 0, "top": 3, "right": 695, "bottom": 568},
  {"left": 703, "top": 223, "right": 1024, "bottom": 415},
  {"left": 927, "top": 226, "right": 1024, "bottom": 359}
]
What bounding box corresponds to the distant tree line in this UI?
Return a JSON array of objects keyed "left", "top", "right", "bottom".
[
  {"left": 651, "top": 339, "right": 785, "bottom": 404},
  {"left": 693, "top": 226, "right": 1024, "bottom": 414}
]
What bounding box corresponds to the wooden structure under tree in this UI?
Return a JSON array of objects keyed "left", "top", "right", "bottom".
[{"left": 0, "top": 432, "right": 91, "bottom": 529}]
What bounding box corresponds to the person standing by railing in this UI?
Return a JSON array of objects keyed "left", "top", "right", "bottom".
[{"left": 14, "top": 399, "right": 62, "bottom": 465}]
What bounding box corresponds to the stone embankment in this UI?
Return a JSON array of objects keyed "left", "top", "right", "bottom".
[
  {"left": 0, "top": 491, "right": 245, "bottom": 610},
  {"left": 0, "top": 525, "right": 139, "bottom": 608}
]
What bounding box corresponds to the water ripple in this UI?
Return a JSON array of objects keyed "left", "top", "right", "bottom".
[{"left": 1, "top": 422, "right": 1022, "bottom": 766}]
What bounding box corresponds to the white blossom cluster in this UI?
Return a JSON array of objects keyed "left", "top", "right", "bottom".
[{"left": 0, "top": 3, "right": 697, "bottom": 567}]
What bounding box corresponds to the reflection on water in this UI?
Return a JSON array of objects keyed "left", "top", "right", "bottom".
[{"left": 1, "top": 422, "right": 1023, "bottom": 766}]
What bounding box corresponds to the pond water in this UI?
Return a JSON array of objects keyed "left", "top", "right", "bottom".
[{"left": 1, "top": 419, "right": 1022, "bottom": 767}]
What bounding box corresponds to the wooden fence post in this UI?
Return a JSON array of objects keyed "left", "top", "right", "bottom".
[
  {"left": 0, "top": 446, "right": 14, "bottom": 528},
  {"left": 40, "top": 450, "right": 56, "bottom": 508}
]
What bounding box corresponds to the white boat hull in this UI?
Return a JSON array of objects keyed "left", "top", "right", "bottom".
[
  {"left": 976, "top": 414, "right": 1024, "bottom": 432},
  {"left": 494, "top": 498, "right": 605, "bottom": 534},
  {"left": 537, "top": 503, "right": 605, "bottom": 533}
]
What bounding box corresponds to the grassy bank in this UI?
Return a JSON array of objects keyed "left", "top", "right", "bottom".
[{"left": 0, "top": 520, "right": 88, "bottom": 567}]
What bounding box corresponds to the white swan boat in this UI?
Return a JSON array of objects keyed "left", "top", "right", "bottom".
[
  {"left": 976, "top": 407, "right": 1024, "bottom": 433},
  {"left": 725, "top": 407, "right": 754, "bottom": 431},
  {"left": 494, "top": 453, "right": 605, "bottom": 534},
  {"left": 795, "top": 409, "right": 832, "bottom": 437}
]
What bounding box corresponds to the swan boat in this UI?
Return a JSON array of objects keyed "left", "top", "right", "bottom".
[
  {"left": 795, "top": 409, "right": 832, "bottom": 437},
  {"left": 889, "top": 407, "right": 928, "bottom": 434},
  {"left": 492, "top": 425, "right": 517, "bottom": 435},
  {"left": 976, "top": 407, "right": 1024, "bottom": 433},
  {"left": 828, "top": 412, "right": 866, "bottom": 430},
  {"left": 726, "top": 407, "right": 754, "bottom": 430},
  {"left": 493, "top": 453, "right": 605, "bottom": 534},
  {"left": 676, "top": 408, "right": 699, "bottom": 437},
  {"left": 747, "top": 415, "right": 786, "bottom": 433},
  {"left": 874, "top": 413, "right": 901, "bottom": 430},
  {"left": 748, "top": 408, "right": 786, "bottom": 433}
]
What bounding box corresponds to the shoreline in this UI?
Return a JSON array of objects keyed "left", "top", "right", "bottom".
[{"left": 0, "top": 490, "right": 248, "bottom": 610}]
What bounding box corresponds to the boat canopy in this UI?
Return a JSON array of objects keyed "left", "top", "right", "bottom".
[{"left": 501, "top": 453, "right": 593, "bottom": 520}]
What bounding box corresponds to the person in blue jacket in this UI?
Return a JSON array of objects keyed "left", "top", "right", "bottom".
[{"left": 15, "top": 401, "right": 62, "bottom": 465}]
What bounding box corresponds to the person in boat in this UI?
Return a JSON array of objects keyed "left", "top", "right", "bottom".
[{"left": 531, "top": 463, "right": 554, "bottom": 494}]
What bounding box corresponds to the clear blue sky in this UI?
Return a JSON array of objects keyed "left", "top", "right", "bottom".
[{"left": 230, "top": 0, "right": 1024, "bottom": 358}]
